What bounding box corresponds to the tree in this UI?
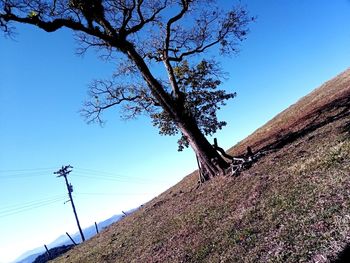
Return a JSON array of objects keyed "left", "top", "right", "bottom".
[{"left": 0, "top": 0, "right": 252, "bottom": 181}]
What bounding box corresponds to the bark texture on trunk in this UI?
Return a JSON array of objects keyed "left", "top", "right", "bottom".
[
  {"left": 122, "top": 40, "right": 229, "bottom": 181},
  {"left": 177, "top": 116, "right": 230, "bottom": 180}
]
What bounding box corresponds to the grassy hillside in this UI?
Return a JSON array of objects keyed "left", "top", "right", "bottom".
[{"left": 52, "top": 69, "right": 350, "bottom": 263}]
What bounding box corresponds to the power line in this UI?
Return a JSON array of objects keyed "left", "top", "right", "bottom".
[
  {"left": 71, "top": 173, "right": 158, "bottom": 183},
  {"left": 0, "top": 198, "right": 65, "bottom": 218},
  {"left": 0, "top": 196, "right": 66, "bottom": 219},
  {"left": 0, "top": 194, "right": 66, "bottom": 211},
  {"left": 0, "top": 167, "right": 58, "bottom": 173},
  {"left": 0, "top": 167, "right": 168, "bottom": 185},
  {"left": 74, "top": 167, "right": 167, "bottom": 182},
  {"left": 72, "top": 171, "right": 167, "bottom": 184},
  {"left": 74, "top": 167, "right": 122, "bottom": 176},
  {"left": 74, "top": 171, "right": 127, "bottom": 179},
  {"left": 75, "top": 167, "right": 155, "bottom": 178},
  {"left": 75, "top": 192, "right": 153, "bottom": 196},
  {"left": 0, "top": 172, "right": 51, "bottom": 179},
  {"left": 0, "top": 168, "right": 59, "bottom": 179},
  {"left": 0, "top": 196, "right": 66, "bottom": 215}
]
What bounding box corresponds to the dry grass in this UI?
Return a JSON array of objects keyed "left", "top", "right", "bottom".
[
  {"left": 52, "top": 68, "right": 350, "bottom": 263},
  {"left": 228, "top": 68, "right": 350, "bottom": 156}
]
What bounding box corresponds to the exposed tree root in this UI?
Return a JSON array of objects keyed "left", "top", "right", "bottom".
[
  {"left": 225, "top": 149, "right": 268, "bottom": 176},
  {"left": 194, "top": 137, "right": 273, "bottom": 188},
  {"left": 196, "top": 139, "right": 270, "bottom": 187}
]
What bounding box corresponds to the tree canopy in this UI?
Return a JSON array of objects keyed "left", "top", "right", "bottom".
[{"left": 0, "top": 0, "right": 253, "bottom": 180}]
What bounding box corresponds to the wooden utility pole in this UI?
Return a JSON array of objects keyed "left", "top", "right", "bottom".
[{"left": 54, "top": 165, "right": 85, "bottom": 242}]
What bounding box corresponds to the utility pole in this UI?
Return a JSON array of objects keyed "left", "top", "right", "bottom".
[{"left": 54, "top": 165, "right": 85, "bottom": 242}]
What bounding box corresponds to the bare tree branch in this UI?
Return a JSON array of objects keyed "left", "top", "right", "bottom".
[
  {"left": 0, "top": 5, "right": 108, "bottom": 39},
  {"left": 167, "top": 7, "right": 251, "bottom": 61},
  {"left": 81, "top": 76, "right": 160, "bottom": 124},
  {"left": 1, "top": 0, "right": 253, "bottom": 180},
  {"left": 162, "top": 0, "right": 189, "bottom": 97},
  {"left": 125, "top": 0, "right": 167, "bottom": 35}
]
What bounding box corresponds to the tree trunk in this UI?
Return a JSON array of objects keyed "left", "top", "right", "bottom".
[
  {"left": 176, "top": 115, "right": 230, "bottom": 181},
  {"left": 122, "top": 41, "right": 229, "bottom": 181}
]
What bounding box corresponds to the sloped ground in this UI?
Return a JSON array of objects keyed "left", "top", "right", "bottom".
[
  {"left": 34, "top": 245, "right": 74, "bottom": 263},
  {"left": 52, "top": 69, "right": 350, "bottom": 263},
  {"left": 228, "top": 69, "right": 350, "bottom": 156}
]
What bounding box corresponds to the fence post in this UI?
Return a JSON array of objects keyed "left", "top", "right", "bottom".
[
  {"left": 66, "top": 232, "right": 77, "bottom": 246},
  {"left": 44, "top": 244, "right": 51, "bottom": 260},
  {"left": 95, "top": 222, "right": 99, "bottom": 234}
]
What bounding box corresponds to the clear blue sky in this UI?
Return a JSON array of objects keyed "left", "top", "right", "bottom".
[{"left": 1, "top": 1, "right": 350, "bottom": 262}]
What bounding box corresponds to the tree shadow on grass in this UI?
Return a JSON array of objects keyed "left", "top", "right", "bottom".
[
  {"left": 332, "top": 244, "right": 350, "bottom": 263},
  {"left": 342, "top": 120, "right": 350, "bottom": 135},
  {"left": 260, "top": 96, "right": 350, "bottom": 154}
]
